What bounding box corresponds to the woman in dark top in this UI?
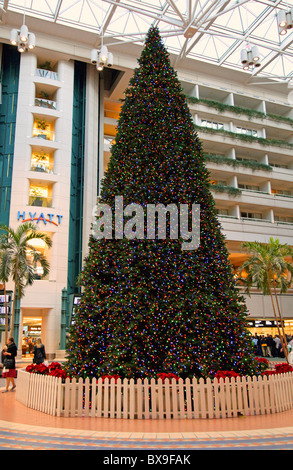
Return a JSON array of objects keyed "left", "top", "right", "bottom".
[
  {"left": 33, "top": 338, "right": 46, "bottom": 364},
  {"left": 2, "top": 337, "right": 17, "bottom": 392}
]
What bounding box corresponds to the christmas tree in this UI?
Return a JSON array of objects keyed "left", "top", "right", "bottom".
[{"left": 66, "top": 27, "right": 259, "bottom": 379}]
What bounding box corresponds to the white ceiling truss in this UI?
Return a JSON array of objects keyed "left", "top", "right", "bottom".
[{"left": 1, "top": 0, "right": 293, "bottom": 82}]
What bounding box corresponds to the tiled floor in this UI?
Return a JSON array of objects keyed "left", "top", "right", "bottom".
[{"left": 0, "top": 377, "right": 293, "bottom": 450}]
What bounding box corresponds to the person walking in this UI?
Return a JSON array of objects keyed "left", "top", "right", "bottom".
[
  {"left": 33, "top": 338, "right": 46, "bottom": 364},
  {"left": 2, "top": 337, "right": 17, "bottom": 392},
  {"left": 266, "top": 334, "right": 274, "bottom": 358}
]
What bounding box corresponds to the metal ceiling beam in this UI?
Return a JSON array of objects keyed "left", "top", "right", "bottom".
[
  {"left": 165, "top": 0, "right": 186, "bottom": 23},
  {"left": 101, "top": 0, "right": 121, "bottom": 34},
  {"left": 54, "top": 0, "right": 64, "bottom": 22},
  {"left": 183, "top": 0, "right": 231, "bottom": 57},
  {"left": 102, "top": 0, "right": 183, "bottom": 28}
]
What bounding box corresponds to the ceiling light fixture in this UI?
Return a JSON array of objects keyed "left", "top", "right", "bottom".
[
  {"left": 90, "top": 46, "right": 113, "bottom": 71},
  {"left": 10, "top": 25, "right": 36, "bottom": 52},
  {"left": 10, "top": 2, "right": 35, "bottom": 53},
  {"left": 240, "top": 45, "right": 261, "bottom": 71},
  {"left": 277, "top": 8, "right": 293, "bottom": 35}
]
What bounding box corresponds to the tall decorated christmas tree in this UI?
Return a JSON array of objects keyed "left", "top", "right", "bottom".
[{"left": 66, "top": 27, "right": 259, "bottom": 380}]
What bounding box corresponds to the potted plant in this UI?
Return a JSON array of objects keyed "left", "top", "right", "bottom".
[{"left": 35, "top": 119, "right": 49, "bottom": 139}]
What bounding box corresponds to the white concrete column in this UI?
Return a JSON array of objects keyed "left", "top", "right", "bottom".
[
  {"left": 190, "top": 84, "right": 199, "bottom": 99},
  {"left": 224, "top": 93, "right": 234, "bottom": 106},
  {"left": 260, "top": 153, "right": 269, "bottom": 165},
  {"left": 9, "top": 52, "right": 37, "bottom": 225},
  {"left": 228, "top": 175, "right": 238, "bottom": 187},
  {"left": 231, "top": 205, "right": 240, "bottom": 218},
  {"left": 82, "top": 64, "right": 100, "bottom": 259},
  {"left": 261, "top": 180, "right": 271, "bottom": 193},
  {"left": 226, "top": 148, "right": 236, "bottom": 159}
]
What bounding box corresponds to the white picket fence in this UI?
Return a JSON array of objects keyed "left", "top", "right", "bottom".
[{"left": 16, "top": 369, "right": 293, "bottom": 419}]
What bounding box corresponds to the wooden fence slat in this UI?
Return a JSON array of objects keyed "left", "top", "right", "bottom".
[
  {"left": 136, "top": 379, "right": 143, "bottom": 419},
  {"left": 178, "top": 379, "right": 185, "bottom": 419},
  {"left": 96, "top": 378, "right": 103, "bottom": 417},
  {"left": 198, "top": 378, "right": 206, "bottom": 419},
  {"left": 279, "top": 375, "right": 286, "bottom": 411},
  {"left": 253, "top": 376, "right": 260, "bottom": 415},
  {"left": 218, "top": 378, "right": 226, "bottom": 418},
  {"left": 70, "top": 378, "right": 76, "bottom": 417},
  {"left": 263, "top": 375, "right": 271, "bottom": 414},
  {"left": 225, "top": 378, "right": 232, "bottom": 418},
  {"left": 56, "top": 377, "right": 62, "bottom": 417},
  {"left": 230, "top": 377, "right": 238, "bottom": 417},
  {"left": 191, "top": 378, "right": 199, "bottom": 419},
  {"left": 76, "top": 377, "right": 83, "bottom": 417},
  {"left": 129, "top": 379, "right": 135, "bottom": 419},
  {"left": 116, "top": 379, "right": 122, "bottom": 418},
  {"left": 123, "top": 378, "right": 128, "bottom": 419},
  {"left": 213, "top": 379, "right": 221, "bottom": 419},
  {"left": 143, "top": 379, "right": 150, "bottom": 419},
  {"left": 157, "top": 379, "right": 164, "bottom": 419},
  {"left": 163, "top": 379, "right": 170, "bottom": 419},
  {"left": 150, "top": 378, "right": 157, "bottom": 419},
  {"left": 206, "top": 378, "right": 214, "bottom": 419},
  {"left": 185, "top": 378, "right": 192, "bottom": 419},
  {"left": 91, "top": 378, "right": 97, "bottom": 417}
]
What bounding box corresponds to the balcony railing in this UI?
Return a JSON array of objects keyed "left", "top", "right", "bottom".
[
  {"left": 36, "top": 68, "right": 58, "bottom": 80},
  {"left": 35, "top": 98, "right": 57, "bottom": 110},
  {"left": 32, "top": 128, "right": 55, "bottom": 141},
  {"left": 30, "top": 161, "right": 54, "bottom": 174},
  {"left": 28, "top": 196, "right": 52, "bottom": 208}
]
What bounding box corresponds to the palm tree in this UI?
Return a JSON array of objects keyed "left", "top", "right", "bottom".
[
  {"left": 239, "top": 238, "right": 293, "bottom": 362},
  {"left": 0, "top": 222, "right": 52, "bottom": 337},
  {"left": 0, "top": 248, "right": 11, "bottom": 343}
]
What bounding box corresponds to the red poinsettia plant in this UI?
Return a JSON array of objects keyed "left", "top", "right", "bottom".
[
  {"left": 26, "top": 363, "right": 49, "bottom": 375},
  {"left": 274, "top": 363, "right": 293, "bottom": 374},
  {"left": 101, "top": 374, "right": 121, "bottom": 383},
  {"left": 214, "top": 370, "right": 240, "bottom": 381},
  {"left": 48, "top": 362, "right": 63, "bottom": 371},
  {"left": 26, "top": 361, "right": 70, "bottom": 379},
  {"left": 49, "top": 368, "right": 69, "bottom": 379},
  {"left": 261, "top": 362, "right": 293, "bottom": 376},
  {"left": 157, "top": 373, "right": 180, "bottom": 382}
]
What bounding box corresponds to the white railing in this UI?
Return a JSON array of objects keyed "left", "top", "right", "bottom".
[
  {"left": 36, "top": 68, "right": 58, "bottom": 81},
  {"left": 35, "top": 98, "right": 57, "bottom": 110},
  {"left": 16, "top": 370, "right": 293, "bottom": 419}
]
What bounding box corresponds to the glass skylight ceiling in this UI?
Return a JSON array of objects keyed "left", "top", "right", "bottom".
[{"left": 2, "top": 0, "right": 293, "bottom": 82}]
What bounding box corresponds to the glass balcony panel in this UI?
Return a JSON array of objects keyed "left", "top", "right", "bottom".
[
  {"left": 36, "top": 68, "right": 58, "bottom": 80},
  {"left": 35, "top": 98, "right": 57, "bottom": 110},
  {"left": 32, "top": 128, "right": 55, "bottom": 141},
  {"left": 30, "top": 161, "right": 54, "bottom": 174},
  {"left": 28, "top": 196, "right": 53, "bottom": 208}
]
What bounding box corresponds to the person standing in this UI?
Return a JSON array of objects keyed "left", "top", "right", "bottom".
[
  {"left": 273, "top": 335, "right": 281, "bottom": 357},
  {"left": 2, "top": 337, "right": 17, "bottom": 392},
  {"left": 33, "top": 338, "right": 46, "bottom": 364}
]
